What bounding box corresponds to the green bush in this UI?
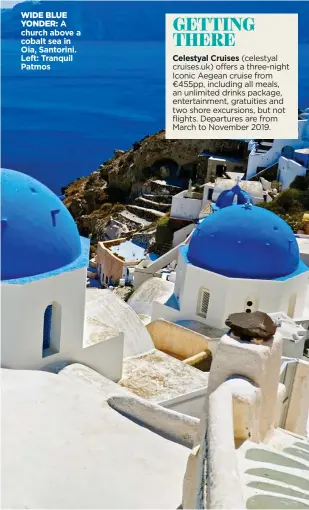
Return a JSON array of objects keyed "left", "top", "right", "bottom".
[
  {"left": 275, "top": 188, "right": 302, "bottom": 212},
  {"left": 155, "top": 214, "right": 173, "bottom": 245},
  {"left": 290, "top": 175, "right": 309, "bottom": 191},
  {"left": 299, "top": 189, "right": 309, "bottom": 210},
  {"left": 112, "top": 203, "right": 125, "bottom": 213},
  {"left": 100, "top": 203, "right": 112, "bottom": 213},
  {"left": 256, "top": 188, "right": 306, "bottom": 233}
]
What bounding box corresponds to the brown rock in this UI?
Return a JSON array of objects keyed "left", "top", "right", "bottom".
[
  {"left": 225, "top": 311, "right": 276, "bottom": 341},
  {"left": 114, "top": 149, "right": 125, "bottom": 158}
]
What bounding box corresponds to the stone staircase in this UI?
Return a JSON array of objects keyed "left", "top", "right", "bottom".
[
  {"left": 143, "top": 194, "right": 173, "bottom": 205},
  {"left": 126, "top": 205, "right": 165, "bottom": 222},
  {"left": 134, "top": 196, "right": 170, "bottom": 213},
  {"left": 111, "top": 179, "right": 180, "bottom": 238}
]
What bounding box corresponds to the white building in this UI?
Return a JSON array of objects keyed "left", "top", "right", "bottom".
[
  {"left": 170, "top": 179, "right": 265, "bottom": 223},
  {"left": 247, "top": 111, "right": 309, "bottom": 179},
  {"left": 2, "top": 168, "right": 309, "bottom": 510},
  {"left": 1, "top": 169, "right": 122, "bottom": 379},
  {"left": 152, "top": 202, "right": 309, "bottom": 329},
  {"left": 279, "top": 147, "right": 309, "bottom": 190}
]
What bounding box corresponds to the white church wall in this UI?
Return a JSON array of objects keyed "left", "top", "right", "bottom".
[
  {"left": 1, "top": 268, "right": 86, "bottom": 368},
  {"left": 1, "top": 269, "right": 124, "bottom": 381},
  {"left": 214, "top": 272, "right": 308, "bottom": 328},
  {"left": 179, "top": 264, "right": 230, "bottom": 328},
  {"left": 153, "top": 257, "right": 309, "bottom": 329}
]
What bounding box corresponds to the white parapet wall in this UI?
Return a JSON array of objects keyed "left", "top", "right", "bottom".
[
  {"left": 171, "top": 190, "right": 202, "bottom": 221},
  {"left": 183, "top": 330, "right": 285, "bottom": 509},
  {"left": 278, "top": 156, "right": 308, "bottom": 190},
  {"left": 107, "top": 394, "right": 200, "bottom": 448},
  {"left": 285, "top": 359, "right": 309, "bottom": 436}
]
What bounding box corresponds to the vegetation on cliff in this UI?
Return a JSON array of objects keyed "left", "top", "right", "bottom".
[
  {"left": 62, "top": 129, "right": 245, "bottom": 242},
  {"left": 257, "top": 176, "right": 309, "bottom": 232}
]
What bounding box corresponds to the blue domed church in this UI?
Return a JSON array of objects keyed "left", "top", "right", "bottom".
[
  {"left": 1, "top": 169, "right": 90, "bottom": 369},
  {"left": 151, "top": 202, "right": 309, "bottom": 329}
]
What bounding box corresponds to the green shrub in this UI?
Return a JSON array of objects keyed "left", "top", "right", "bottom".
[
  {"left": 256, "top": 188, "right": 306, "bottom": 232},
  {"left": 112, "top": 203, "right": 125, "bottom": 213},
  {"left": 100, "top": 203, "right": 112, "bottom": 213},
  {"left": 290, "top": 175, "right": 309, "bottom": 191},
  {"left": 275, "top": 188, "right": 302, "bottom": 212},
  {"left": 155, "top": 214, "right": 173, "bottom": 245}
]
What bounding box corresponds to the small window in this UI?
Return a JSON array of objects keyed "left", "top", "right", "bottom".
[
  {"left": 42, "top": 302, "right": 61, "bottom": 358},
  {"left": 43, "top": 305, "right": 52, "bottom": 351},
  {"left": 246, "top": 309, "right": 251, "bottom": 313},
  {"left": 247, "top": 300, "right": 253, "bottom": 307},
  {"left": 197, "top": 287, "right": 210, "bottom": 319},
  {"left": 105, "top": 275, "right": 108, "bottom": 284}
]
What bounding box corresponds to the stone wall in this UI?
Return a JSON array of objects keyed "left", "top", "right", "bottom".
[{"left": 132, "top": 232, "right": 155, "bottom": 249}]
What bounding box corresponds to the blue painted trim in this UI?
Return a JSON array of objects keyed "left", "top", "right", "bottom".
[
  {"left": 4, "top": 236, "right": 90, "bottom": 285},
  {"left": 165, "top": 293, "right": 180, "bottom": 311},
  {"left": 179, "top": 245, "right": 309, "bottom": 282}
]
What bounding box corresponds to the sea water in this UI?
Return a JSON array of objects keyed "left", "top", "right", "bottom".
[{"left": 1, "top": 40, "right": 308, "bottom": 193}]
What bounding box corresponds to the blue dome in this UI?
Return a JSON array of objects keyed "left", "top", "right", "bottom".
[
  {"left": 1, "top": 169, "right": 82, "bottom": 281},
  {"left": 215, "top": 184, "right": 253, "bottom": 209},
  {"left": 187, "top": 204, "right": 300, "bottom": 279}
]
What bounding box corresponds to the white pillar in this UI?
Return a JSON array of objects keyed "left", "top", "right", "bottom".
[{"left": 206, "top": 331, "right": 282, "bottom": 441}]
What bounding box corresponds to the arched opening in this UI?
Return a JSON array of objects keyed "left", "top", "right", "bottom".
[{"left": 42, "top": 302, "right": 61, "bottom": 357}]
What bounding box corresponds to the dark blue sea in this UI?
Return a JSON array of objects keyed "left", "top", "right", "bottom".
[{"left": 2, "top": 39, "right": 309, "bottom": 193}]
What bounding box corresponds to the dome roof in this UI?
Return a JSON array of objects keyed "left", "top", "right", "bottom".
[
  {"left": 215, "top": 184, "right": 252, "bottom": 209},
  {"left": 187, "top": 203, "right": 301, "bottom": 279},
  {"left": 1, "top": 169, "right": 82, "bottom": 281}
]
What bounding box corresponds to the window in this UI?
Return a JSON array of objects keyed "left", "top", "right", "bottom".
[
  {"left": 42, "top": 302, "right": 61, "bottom": 357},
  {"left": 105, "top": 275, "right": 108, "bottom": 284},
  {"left": 197, "top": 287, "right": 210, "bottom": 319},
  {"left": 43, "top": 305, "right": 52, "bottom": 351}
]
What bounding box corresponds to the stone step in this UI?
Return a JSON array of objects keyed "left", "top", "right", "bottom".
[
  {"left": 135, "top": 196, "right": 170, "bottom": 212},
  {"left": 148, "top": 180, "right": 182, "bottom": 196},
  {"left": 143, "top": 194, "right": 173, "bottom": 204},
  {"left": 155, "top": 241, "right": 173, "bottom": 256},
  {"left": 126, "top": 205, "right": 165, "bottom": 222},
  {"left": 118, "top": 210, "right": 152, "bottom": 228}
]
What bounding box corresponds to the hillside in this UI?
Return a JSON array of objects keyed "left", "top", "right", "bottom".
[{"left": 62, "top": 130, "right": 245, "bottom": 242}]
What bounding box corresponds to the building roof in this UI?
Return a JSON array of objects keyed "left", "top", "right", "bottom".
[
  {"left": 119, "top": 349, "right": 209, "bottom": 403},
  {"left": 212, "top": 184, "right": 252, "bottom": 211},
  {"left": 187, "top": 204, "right": 308, "bottom": 280},
  {"left": 85, "top": 289, "right": 154, "bottom": 358},
  {"left": 1, "top": 169, "right": 84, "bottom": 281},
  {"left": 111, "top": 240, "right": 146, "bottom": 262},
  {"left": 2, "top": 366, "right": 189, "bottom": 509}
]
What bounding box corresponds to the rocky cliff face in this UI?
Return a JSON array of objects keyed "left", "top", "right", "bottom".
[{"left": 63, "top": 130, "right": 245, "bottom": 240}]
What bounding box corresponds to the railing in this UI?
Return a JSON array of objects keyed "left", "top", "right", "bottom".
[{"left": 248, "top": 162, "right": 279, "bottom": 182}]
